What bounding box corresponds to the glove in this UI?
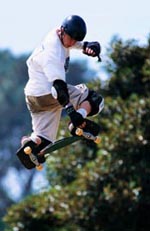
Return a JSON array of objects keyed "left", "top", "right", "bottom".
[
  {"left": 65, "top": 105, "right": 85, "bottom": 127},
  {"left": 83, "top": 41, "right": 101, "bottom": 62}
]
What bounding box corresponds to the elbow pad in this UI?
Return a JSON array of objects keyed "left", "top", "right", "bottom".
[{"left": 51, "top": 79, "right": 69, "bottom": 106}]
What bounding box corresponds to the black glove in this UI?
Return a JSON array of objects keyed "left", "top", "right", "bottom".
[
  {"left": 83, "top": 41, "right": 101, "bottom": 62},
  {"left": 65, "top": 105, "right": 85, "bottom": 127}
]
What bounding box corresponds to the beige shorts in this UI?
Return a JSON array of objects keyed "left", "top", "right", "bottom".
[{"left": 26, "top": 84, "right": 89, "bottom": 142}]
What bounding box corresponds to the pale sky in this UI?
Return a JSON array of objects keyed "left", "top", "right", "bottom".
[{"left": 1, "top": 0, "right": 150, "bottom": 57}]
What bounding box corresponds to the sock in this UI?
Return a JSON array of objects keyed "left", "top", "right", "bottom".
[{"left": 77, "top": 108, "right": 87, "bottom": 118}]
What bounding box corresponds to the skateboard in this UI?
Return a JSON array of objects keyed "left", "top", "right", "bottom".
[{"left": 16, "top": 121, "right": 101, "bottom": 170}]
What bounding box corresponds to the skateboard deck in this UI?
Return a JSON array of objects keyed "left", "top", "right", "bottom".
[
  {"left": 17, "top": 135, "right": 81, "bottom": 170},
  {"left": 16, "top": 121, "right": 101, "bottom": 170}
]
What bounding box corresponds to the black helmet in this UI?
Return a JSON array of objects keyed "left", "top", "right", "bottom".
[{"left": 61, "top": 15, "right": 87, "bottom": 41}]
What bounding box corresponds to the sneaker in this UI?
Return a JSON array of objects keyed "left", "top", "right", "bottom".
[
  {"left": 21, "top": 136, "right": 31, "bottom": 146},
  {"left": 21, "top": 136, "right": 42, "bottom": 146}
]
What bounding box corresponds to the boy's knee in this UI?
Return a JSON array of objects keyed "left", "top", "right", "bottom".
[{"left": 85, "top": 90, "right": 104, "bottom": 116}]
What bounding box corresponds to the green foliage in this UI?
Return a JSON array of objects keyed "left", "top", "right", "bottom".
[
  {"left": 105, "top": 35, "right": 150, "bottom": 98},
  {"left": 0, "top": 50, "right": 32, "bottom": 218},
  {"left": 0, "top": 50, "right": 30, "bottom": 137}
]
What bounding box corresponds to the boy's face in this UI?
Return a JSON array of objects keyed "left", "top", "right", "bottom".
[{"left": 62, "top": 32, "right": 77, "bottom": 48}]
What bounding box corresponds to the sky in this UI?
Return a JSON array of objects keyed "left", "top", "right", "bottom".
[{"left": 1, "top": 0, "right": 150, "bottom": 58}]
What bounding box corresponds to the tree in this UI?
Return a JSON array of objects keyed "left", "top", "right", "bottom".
[{"left": 105, "top": 35, "right": 150, "bottom": 98}]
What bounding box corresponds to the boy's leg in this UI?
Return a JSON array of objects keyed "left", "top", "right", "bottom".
[
  {"left": 17, "top": 100, "right": 62, "bottom": 168},
  {"left": 26, "top": 94, "right": 62, "bottom": 142},
  {"left": 68, "top": 83, "right": 104, "bottom": 116},
  {"left": 68, "top": 84, "right": 104, "bottom": 135},
  {"left": 30, "top": 109, "right": 62, "bottom": 142}
]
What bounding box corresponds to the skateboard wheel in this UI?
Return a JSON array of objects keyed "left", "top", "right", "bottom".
[
  {"left": 24, "top": 146, "right": 32, "bottom": 155},
  {"left": 75, "top": 128, "right": 83, "bottom": 136},
  {"left": 36, "top": 165, "right": 43, "bottom": 171},
  {"left": 94, "top": 136, "right": 101, "bottom": 144}
]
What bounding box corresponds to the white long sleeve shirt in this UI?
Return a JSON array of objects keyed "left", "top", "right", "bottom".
[{"left": 24, "top": 29, "right": 83, "bottom": 96}]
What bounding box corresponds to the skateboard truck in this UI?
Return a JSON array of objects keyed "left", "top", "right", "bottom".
[
  {"left": 75, "top": 127, "right": 101, "bottom": 144},
  {"left": 68, "top": 123, "right": 101, "bottom": 144},
  {"left": 24, "top": 146, "right": 43, "bottom": 171}
]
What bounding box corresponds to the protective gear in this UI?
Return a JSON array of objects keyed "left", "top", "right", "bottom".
[
  {"left": 51, "top": 79, "right": 69, "bottom": 106},
  {"left": 86, "top": 90, "right": 104, "bottom": 116},
  {"left": 65, "top": 104, "right": 85, "bottom": 127},
  {"left": 83, "top": 41, "right": 102, "bottom": 62},
  {"left": 61, "top": 15, "right": 87, "bottom": 41}
]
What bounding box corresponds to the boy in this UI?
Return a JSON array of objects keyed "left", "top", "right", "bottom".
[{"left": 19, "top": 15, "right": 104, "bottom": 166}]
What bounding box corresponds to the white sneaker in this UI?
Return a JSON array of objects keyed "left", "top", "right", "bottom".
[
  {"left": 21, "top": 136, "right": 31, "bottom": 146},
  {"left": 21, "top": 135, "right": 42, "bottom": 146}
]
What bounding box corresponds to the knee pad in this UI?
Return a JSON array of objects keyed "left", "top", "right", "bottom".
[{"left": 86, "top": 90, "right": 104, "bottom": 116}]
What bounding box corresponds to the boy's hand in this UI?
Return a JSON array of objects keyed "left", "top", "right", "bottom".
[{"left": 83, "top": 41, "right": 101, "bottom": 61}]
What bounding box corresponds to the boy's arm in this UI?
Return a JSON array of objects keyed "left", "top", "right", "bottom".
[{"left": 72, "top": 41, "right": 102, "bottom": 62}]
